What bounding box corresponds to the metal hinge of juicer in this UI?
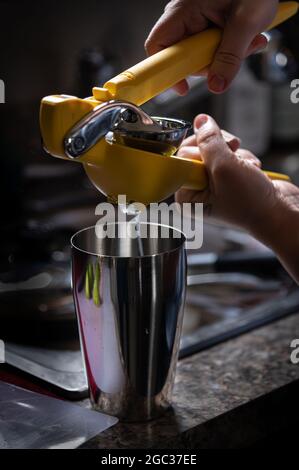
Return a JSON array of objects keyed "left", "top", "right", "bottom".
[
  {"left": 64, "top": 100, "right": 191, "bottom": 159},
  {"left": 64, "top": 100, "right": 163, "bottom": 159}
]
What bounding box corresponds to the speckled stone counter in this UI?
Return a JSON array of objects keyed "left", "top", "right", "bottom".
[{"left": 80, "top": 313, "right": 299, "bottom": 449}]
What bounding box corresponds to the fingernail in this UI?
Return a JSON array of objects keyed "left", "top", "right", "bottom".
[
  {"left": 208, "top": 74, "right": 227, "bottom": 93},
  {"left": 254, "top": 44, "right": 267, "bottom": 54},
  {"left": 251, "top": 34, "right": 268, "bottom": 52},
  {"left": 194, "top": 114, "right": 208, "bottom": 130}
]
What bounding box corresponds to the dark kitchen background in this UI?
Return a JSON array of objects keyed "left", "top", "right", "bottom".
[{"left": 1, "top": 1, "right": 299, "bottom": 397}]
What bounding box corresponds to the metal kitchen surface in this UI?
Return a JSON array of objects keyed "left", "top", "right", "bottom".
[{"left": 0, "top": 382, "right": 117, "bottom": 449}]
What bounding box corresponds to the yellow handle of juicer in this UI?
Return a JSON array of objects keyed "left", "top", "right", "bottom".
[
  {"left": 262, "top": 171, "right": 291, "bottom": 182},
  {"left": 93, "top": 1, "right": 299, "bottom": 105},
  {"left": 182, "top": 161, "right": 291, "bottom": 192}
]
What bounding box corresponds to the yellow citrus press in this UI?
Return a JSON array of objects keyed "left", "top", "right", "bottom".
[{"left": 40, "top": 1, "right": 298, "bottom": 205}]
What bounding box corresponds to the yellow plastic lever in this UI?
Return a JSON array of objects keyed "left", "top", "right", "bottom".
[{"left": 93, "top": 1, "right": 299, "bottom": 106}]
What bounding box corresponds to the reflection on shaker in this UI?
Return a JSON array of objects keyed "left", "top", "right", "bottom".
[{"left": 78, "top": 258, "right": 125, "bottom": 396}]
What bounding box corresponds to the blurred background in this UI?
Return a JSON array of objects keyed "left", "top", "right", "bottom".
[{"left": 1, "top": 0, "right": 299, "bottom": 394}]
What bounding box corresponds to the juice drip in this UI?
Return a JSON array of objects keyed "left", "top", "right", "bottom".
[
  {"left": 106, "top": 195, "right": 145, "bottom": 257},
  {"left": 119, "top": 203, "right": 144, "bottom": 257}
]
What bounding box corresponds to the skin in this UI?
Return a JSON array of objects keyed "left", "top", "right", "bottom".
[
  {"left": 145, "top": 0, "right": 278, "bottom": 94},
  {"left": 176, "top": 115, "right": 299, "bottom": 283}
]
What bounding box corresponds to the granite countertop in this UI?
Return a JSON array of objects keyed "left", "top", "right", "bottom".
[{"left": 81, "top": 313, "right": 299, "bottom": 449}]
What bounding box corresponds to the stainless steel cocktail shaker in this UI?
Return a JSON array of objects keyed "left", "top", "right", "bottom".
[{"left": 71, "top": 222, "right": 186, "bottom": 421}]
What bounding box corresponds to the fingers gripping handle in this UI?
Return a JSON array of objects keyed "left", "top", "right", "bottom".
[{"left": 93, "top": 2, "right": 299, "bottom": 106}]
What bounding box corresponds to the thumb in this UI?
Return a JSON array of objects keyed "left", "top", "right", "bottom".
[
  {"left": 194, "top": 114, "right": 233, "bottom": 172},
  {"left": 208, "top": 15, "right": 257, "bottom": 93}
]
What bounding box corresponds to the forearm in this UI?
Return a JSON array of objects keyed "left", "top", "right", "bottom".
[
  {"left": 273, "top": 213, "right": 299, "bottom": 284},
  {"left": 251, "top": 200, "right": 299, "bottom": 284}
]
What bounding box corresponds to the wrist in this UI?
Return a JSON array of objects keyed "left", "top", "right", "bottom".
[{"left": 251, "top": 199, "right": 292, "bottom": 250}]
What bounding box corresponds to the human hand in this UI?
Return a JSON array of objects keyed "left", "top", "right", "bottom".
[
  {"left": 176, "top": 114, "right": 299, "bottom": 282},
  {"left": 145, "top": 0, "right": 278, "bottom": 94}
]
